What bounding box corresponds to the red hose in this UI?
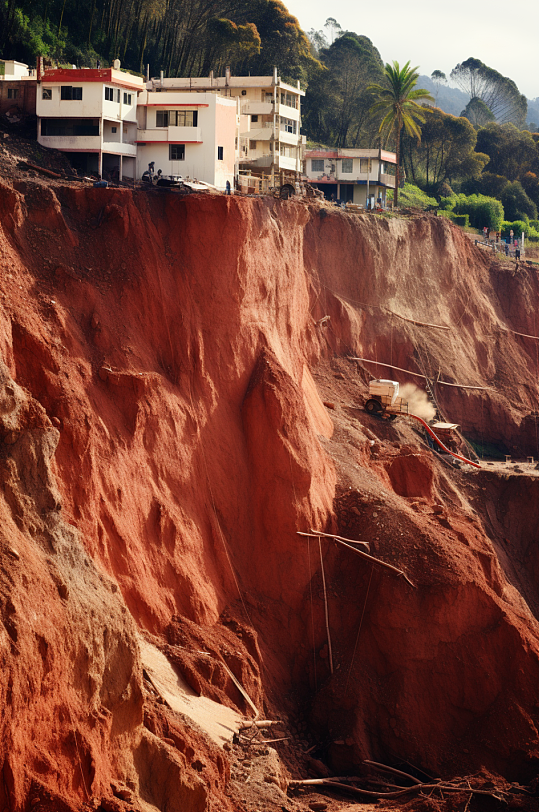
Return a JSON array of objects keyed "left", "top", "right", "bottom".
[{"left": 407, "top": 413, "right": 482, "bottom": 469}]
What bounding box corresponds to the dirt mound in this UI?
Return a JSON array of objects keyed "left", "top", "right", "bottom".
[{"left": 2, "top": 180, "right": 539, "bottom": 810}]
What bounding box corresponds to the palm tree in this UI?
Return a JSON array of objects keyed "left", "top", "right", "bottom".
[{"left": 368, "top": 61, "right": 433, "bottom": 207}]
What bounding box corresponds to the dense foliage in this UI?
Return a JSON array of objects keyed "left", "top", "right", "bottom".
[{"left": 0, "top": 0, "right": 317, "bottom": 81}]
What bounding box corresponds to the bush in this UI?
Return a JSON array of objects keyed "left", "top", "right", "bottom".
[
  {"left": 387, "top": 183, "right": 437, "bottom": 210},
  {"left": 451, "top": 193, "right": 504, "bottom": 231},
  {"left": 438, "top": 210, "right": 470, "bottom": 228},
  {"left": 501, "top": 220, "right": 539, "bottom": 241},
  {"left": 501, "top": 181, "right": 537, "bottom": 221}
]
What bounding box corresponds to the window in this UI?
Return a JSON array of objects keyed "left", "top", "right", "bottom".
[
  {"left": 42, "top": 88, "right": 52, "bottom": 100},
  {"left": 280, "top": 92, "right": 297, "bottom": 109},
  {"left": 217, "top": 146, "right": 223, "bottom": 161},
  {"left": 105, "top": 87, "right": 113, "bottom": 101},
  {"left": 111, "top": 126, "right": 117, "bottom": 133},
  {"left": 360, "top": 158, "right": 371, "bottom": 173},
  {"left": 156, "top": 110, "right": 198, "bottom": 127},
  {"left": 251, "top": 114, "right": 258, "bottom": 123},
  {"left": 311, "top": 159, "right": 324, "bottom": 172},
  {"left": 123, "top": 92, "right": 132, "bottom": 104},
  {"left": 280, "top": 116, "right": 296, "bottom": 134},
  {"left": 341, "top": 158, "right": 353, "bottom": 173},
  {"left": 116, "top": 89, "right": 120, "bottom": 103},
  {"left": 241, "top": 90, "right": 247, "bottom": 96},
  {"left": 169, "top": 144, "right": 185, "bottom": 160},
  {"left": 249, "top": 140, "right": 257, "bottom": 150},
  {"left": 41, "top": 118, "right": 99, "bottom": 136},
  {"left": 7, "top": 88, "right": 18, "bottom": 99},
  {"left": 60, "top": 86, "right": 82, "bottom": 100}
]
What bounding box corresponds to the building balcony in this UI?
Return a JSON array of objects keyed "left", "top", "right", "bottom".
[
  {"left": 241, "top": 101, "right": 274, "bottom": 115},
  {"left": 379, "top": 172, "right": 396, "bottom": 188},
  {"left": 136, "top": 126, "right": 202, "bottom": 143}
]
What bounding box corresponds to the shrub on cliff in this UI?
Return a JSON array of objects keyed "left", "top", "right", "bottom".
[
  {"left": 501, "top": 181, "right": 537, "bottom": 222},
  {"left": 450, "top": 193, "right": 504, "bottom": 231},
  {"left": 387, "top": 183, "right": 437, "bottom": 209}
]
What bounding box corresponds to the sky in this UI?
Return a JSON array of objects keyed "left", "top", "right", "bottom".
[{"left": 284, "top": 0, "right": 539, "bottom": 100}]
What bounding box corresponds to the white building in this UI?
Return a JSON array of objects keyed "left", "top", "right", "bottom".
[
  {"left": 36, "top": 66, "right": 144, "bottom": 179},
  {"left": 146, "top": 67, "right": 305, "bottom": 182},
  {"left": 304, "top": 148, "right": 397, "bottom": 207},
  {"left": 136, "top": 90, "right": 236, "bottom": 190}
]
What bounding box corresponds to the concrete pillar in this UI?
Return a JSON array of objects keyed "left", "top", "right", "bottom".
[
  {"left": 98, "top": 151, "right": 103, "bottom": 177},
  {"left": 119, "top": 154, "right": 123, "bottom": 181}
]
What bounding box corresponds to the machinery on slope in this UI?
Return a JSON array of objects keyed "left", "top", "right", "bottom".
[{"left": 364, "top": 379, "right": 481, "bottom": 469}]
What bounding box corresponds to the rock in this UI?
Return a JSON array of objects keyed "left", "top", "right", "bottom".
[
  {"left": 309, "top": 803, "right": 328, "bottom": 811},
  {"left": 323, "top": 401, "right": 335, "bottom": 410}
]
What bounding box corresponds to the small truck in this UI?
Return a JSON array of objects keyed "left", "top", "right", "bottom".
[{"left": 364, "top": 379, "right": 409, "bottom": 420}]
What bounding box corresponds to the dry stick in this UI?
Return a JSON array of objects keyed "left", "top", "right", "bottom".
[
  {"left": 318, "top": 536, "right": 334, "bottom": 675},
  {"left": 288, "top": 779, "right": 506, "bottom": 800},
  {"left": 298, "top": 530, "right": 370, "bottom": 550},
  {"left": 303, "top": 532, "right": 415, "bottom": 588},
  {"left": 364, "top": 759, "right": 424, "bottom": 785},
  {"left": 386, "top": 311, "right": 450, "bottom": 330},
  {"left": 219, "top": 659, "right": 259, "bottom": 719}
]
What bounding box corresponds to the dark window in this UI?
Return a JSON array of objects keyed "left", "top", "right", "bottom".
[
  {"left": 157, "top": 110, "right": 197, "bottom": 127},
  {"left": 249, "top": 140, "right": 257, "bottom": 150},
  {"left": 341, "top": 158, "right": 353, "bottom": 173},
  {"left": 311, "top": 159, "right": 324, "bottom": 172},
  {"left": 105, "top": 87, "right": 114, "bottom": 101},
  {"left": 169, "top": 144, "right": 185, "bottom": 160},
  {"left": 123, "top": 92, "right": 132, "bottom": 104},
  {"left": 251, "top": 114, "right": 258, "bottom": 123},
  {"left": 61, "top": 86, "right": 82, "bottom": 100},
  {"left": 8, "top": 88, "right": 18, "bottom": 99},
  {"left": 116, "top": 89, "right": 120, "bottom": 103},
  {"left": 41, "top": 118, "right": 99, "bottom": 136},
  {"left": 111, "top": 126, "right": 117, "bottom": 133},
  {"left": 42, "top": 88, "right": 52, "bottom": 100},
  {"left": 217, "top": 146, "right": 223, "bottom": 161}
]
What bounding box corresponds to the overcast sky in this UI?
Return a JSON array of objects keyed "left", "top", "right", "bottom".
[{"left": 284, "top": 0, "right": 539, "bottom": 100}]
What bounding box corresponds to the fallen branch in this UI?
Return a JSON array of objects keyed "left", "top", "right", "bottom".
[
  {"left": 302, "top": 531, "right": 415, "bottom": 588},
  {"left": 288, "top": 778, "right": 507, "bottom": 801},
  {"left": 261, "top": 737, "right": 290, "bottom": 744},
  {"left": 298, "top": 530, "right": 369, "bottom": 551},
  {"left": 219, "top": 659, "right": 259, "bottom": 719},
  {"left": 364, "top": 759, "right": 424, "bottom": 785}
]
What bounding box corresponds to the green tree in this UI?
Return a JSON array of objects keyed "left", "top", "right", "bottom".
[
  {"left": 450, "top": 57, "right": 527, "bottom": 126},
  {"left": 476, "top": 123, "right": 539, "bottom": 180},
  {"left": 302, "top": 32, "right": 384, "bottom": 147},
  {"left": 368, "top": 60, "right": 433, "bottom": 206},
  {"left": 401, "top": 107, "right": 488, "bottom": 193},
  {"left": 501, "top": 181, "right": 537, "bottom": 221},
  {"left": 431, "top": 69, "right": 446, "bottom": 104},
  {"left": 461, "top": 97, "right": 495, "bottom": 127}
]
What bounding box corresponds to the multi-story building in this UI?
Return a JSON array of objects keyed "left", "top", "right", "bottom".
[
  {"left": 36, "top": 64, "right": 144, "bottom": 179},
  {"left": 135, "top": 89, "right": 236, "bottom": 190},
  {"left": 145, "top": 67, "right": 305, "bottom": 182},
  {"left": 0, "top": 59, "right": 37, "bottom": 117},
  {"left": 304, "top": 148, "right": 397, "bottom": 207}
]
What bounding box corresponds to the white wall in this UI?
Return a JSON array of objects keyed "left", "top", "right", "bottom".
[{"left": 136, "top": 92, "right": 236, "bottom": 189}]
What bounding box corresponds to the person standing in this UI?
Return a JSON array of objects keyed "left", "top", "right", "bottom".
[{"left": 225, "top": 180, "right": 231, "bottom": 195}]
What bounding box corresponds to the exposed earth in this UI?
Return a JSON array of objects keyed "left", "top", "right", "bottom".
[{"left": 1, "top": 132, "right": 539, "bottom": 812}]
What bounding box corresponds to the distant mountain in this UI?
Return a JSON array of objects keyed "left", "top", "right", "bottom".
[
  {"left": 418, "top": 75, "right": 469, "bottom": 116},
  {"left": 419, "top": 74, "right": 538, "bottom": 130}
]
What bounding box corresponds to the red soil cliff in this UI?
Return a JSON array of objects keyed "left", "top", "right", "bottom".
[{"left": 1, "top": 182, "right": 539, "bottom": 810}]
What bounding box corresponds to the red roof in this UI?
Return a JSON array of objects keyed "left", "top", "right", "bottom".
[{"left": 42, "top": 68, "right": 143, "bottom": 91}]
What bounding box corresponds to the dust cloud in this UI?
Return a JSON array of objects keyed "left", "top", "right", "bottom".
[{"left": 400, "top": 383, "right": 436, "bottom": 421}]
